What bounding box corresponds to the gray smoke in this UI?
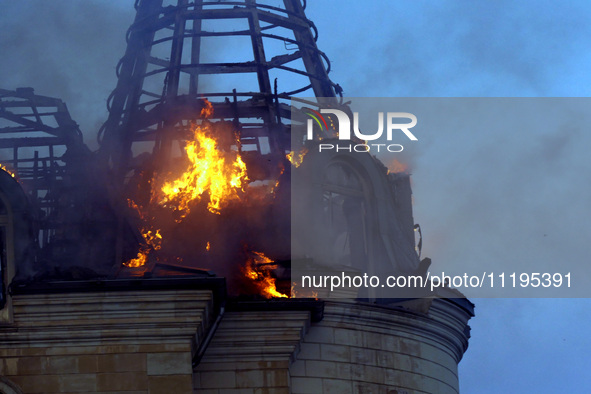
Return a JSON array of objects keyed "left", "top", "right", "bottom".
[{"left": 0, "top": 1, "right": 134, "bottom": 149}]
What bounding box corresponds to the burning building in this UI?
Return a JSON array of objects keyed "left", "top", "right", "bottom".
[{"left": 0, "top": 1, "right": 472, "bottom": 393}]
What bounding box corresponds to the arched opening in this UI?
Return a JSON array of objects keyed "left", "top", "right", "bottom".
[
  {"left": 320, "top": 159, "right": 372, "bottom": 272},
  {"left": 0, "top": 376, "right": 23, "bottom": 394}
]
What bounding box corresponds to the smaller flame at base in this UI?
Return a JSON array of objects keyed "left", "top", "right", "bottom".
[
  {"left": 243, "top": 251, "right": 288, "bottom": 298},
  {"left": 123, "top": 199, "right": 163, "bottom": 268}
]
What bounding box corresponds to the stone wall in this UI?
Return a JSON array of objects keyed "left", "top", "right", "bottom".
[
  {"left": 0, "top": 289, "right": 472, "bottom": 393},
  {"left": 289, "top": 299, "right": 471, "bottom": 394},
  {"left": 193, "top": 310, "right": 311, "bottom": 394},
  {"left": 0, "top": 289, "right": 215, "bottom": 393},
  {"left": 192, "top": 299, "right": 472, "bottom": 394},
  {"left": 0, "top": 344, "right": 193, "bottom": 393}
]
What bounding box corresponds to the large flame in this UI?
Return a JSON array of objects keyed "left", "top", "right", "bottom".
[
  {"left": 123, "top": 101, "right": 288, "bottom": 303},
  {"left": 159, "top": 121, "right": 248, "bottom": 216},
  {"left": 124, "top": 101, "right": 251, "bottom": 268},
  {"left": 243, "top": 251, "right": 288, "bottom": 298}
]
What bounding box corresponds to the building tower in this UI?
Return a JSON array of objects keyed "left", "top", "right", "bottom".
[
  {"left": 0, "top": 1, "right": 473, "bottom": 393},
  {"left": 97, "top": 0, "right": 340, "bottom": 181}
]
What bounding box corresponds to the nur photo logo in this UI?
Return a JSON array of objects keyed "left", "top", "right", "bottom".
[{"left": 304, "top": 108, "right": 418, "bottom": 153}]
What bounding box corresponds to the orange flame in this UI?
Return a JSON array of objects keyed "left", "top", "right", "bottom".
[
  {"left": 206, "top": 241, "right": 211, "bottom": 252},
  {"left": 0, "top": 164, "right": 16, "bottom": 179},
  {"left": 124, "top": 247, "right": 148, "bottom": 268},
  {"left": 268, "top": 165, "right": 285, "bottom": 195},
  {"left": 124, "top": 101, "right": 249, "bottom": 268},
  {"left": 286, "top": 147, "right": 308, "bottom": 168},
  {"left": 123, "top": 228, "right": 162, "bottom": 268},
  {"left": 387, "top": 158, "right": 409, "bottom": 174},
  {"left": 123, "top": 199, "right": 162, "bottom": 268},
  {"left": 291, "top": 282, "right": 318, "bottom": 299},
  {"left": 127, "top": 198, "right": 143, "bottom": 219},
  {"left": 200, "top": 99, "right": 214, "bottom": 118},
  {"left": 243, "top": 251, "right": 288, "bottom": 298},
  {"left": 159, "top": 121, "right": 248, "bottom": 216}
]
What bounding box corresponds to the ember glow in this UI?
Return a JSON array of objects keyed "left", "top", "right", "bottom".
[
  {"left": 291, "top": 282, "right": 318, "bottom": 299},
  {"left": 0, "top": 164, "right": 16, "bottom": 178},
  {"left": 243, "top": 251, "right": 288, "bottom": 298},
  {"left": 159, "top": 121, "right": 248, "bottom": 216},
  {"left": 268, "top": 165, "right": 285, "bottom": 195}
]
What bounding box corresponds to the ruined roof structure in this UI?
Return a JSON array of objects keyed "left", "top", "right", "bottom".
[{"left": 0, "top": 1, "right": 473, "bottom": 393}]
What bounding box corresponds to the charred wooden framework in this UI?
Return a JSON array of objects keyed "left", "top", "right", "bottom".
[
  {"left": 0, "top": 88, "right": 86, "bottom": 248},
  {"left": 0, "top": 0, "right": 343, "bottom": 269},
  {"left": 97, "top": 0, "right": 341, "bottom": 183}
]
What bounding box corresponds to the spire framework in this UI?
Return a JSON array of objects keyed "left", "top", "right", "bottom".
[{"left": 98, "top": 0, "right": 340, "bottom": 179}]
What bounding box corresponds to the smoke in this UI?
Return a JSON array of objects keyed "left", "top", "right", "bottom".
[
  {"left": 304, "top": 1, "right": 591, "bottom": 285},
  {"left": 4, "top": 0, "right": 590, "bottom": 291},
  {"left": 0, "top": 1, "right": 134, "bottom": 149},
  {"left": 310, "top": 0, "right": 591, "bottom": 97},
  {"left": 3, "top": 1, "right": 589, "bottom": 390}
]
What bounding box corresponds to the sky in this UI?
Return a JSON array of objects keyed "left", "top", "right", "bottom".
[
  {"left": 1, "top": 1, "right": 591, "bottom": 392},
  {"left": 306, "top": 2, "right": 591, "bottom": 392}
]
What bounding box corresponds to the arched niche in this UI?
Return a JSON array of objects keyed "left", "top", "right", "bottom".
[
  {"left": 0, "top": 376, "right": 23, "bottom": 394},
  {"left": 291, "top": 144, "right": 420, "bottom": 286}
]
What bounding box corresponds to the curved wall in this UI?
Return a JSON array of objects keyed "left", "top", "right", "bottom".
[{"left": 289, "top": 299, "right": 473, "bottom": 394}]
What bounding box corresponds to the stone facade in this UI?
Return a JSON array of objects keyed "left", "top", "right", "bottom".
[
  {"left": 0, "top": 288, "right": 216, "bottom": 393},
  {"left": 0, "top": 286, "right": 471, "bottom": 394},
  {"left": 289, "top": 300, "right": 471, "bottom": 394},
  {"left": 193, "top": 310, "right": 311, "bottom": 393},
  {"left": 194, "top": 299, "right": 472, "bottom": 394}
]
